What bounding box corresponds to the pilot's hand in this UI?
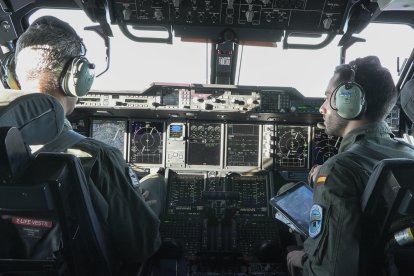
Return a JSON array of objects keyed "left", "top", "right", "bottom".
[
  {"left": 287, "top": 250, "right": 306, "bottom": 274},
  {"left": 308, "top": 164, "right": 322, "bottom": 185},
  {"left": 141, "top": 189, "right": 157, "bottom": 207}
]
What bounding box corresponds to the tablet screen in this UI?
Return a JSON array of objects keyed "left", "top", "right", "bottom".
[{"left": 271, "top": 184, "right": 313, "bottom": 235}]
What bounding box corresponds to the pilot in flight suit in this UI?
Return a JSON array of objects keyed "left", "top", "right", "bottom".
[
  {"left": 287, "top": 56, "right": 414, "bottom": 276},
  {"left": 302, "top": 122, "right": 414, "bottom": 276},
  {"left": 64, "top": 119, "right": 166, "bottom": 264},
  {"left": 13, "top": 16, "right": 167, "bottom": 268}
]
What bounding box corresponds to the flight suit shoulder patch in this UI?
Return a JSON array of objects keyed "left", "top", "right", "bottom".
[
  {"left": 309, "top": 204, "right": 323, "bottom": 239},
  {"left": 316, "top": 174, "right": 327, "bottom": 185},
  {"left": 128, "top": 165, "right": 141, "bottom": 189}
]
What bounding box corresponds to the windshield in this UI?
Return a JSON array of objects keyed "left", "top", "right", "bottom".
[{"left": 30, "top": 9, "right": 414, "bottom": 97}]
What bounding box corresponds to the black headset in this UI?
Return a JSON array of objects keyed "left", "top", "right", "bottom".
[
  {"left": 1, "top": 16, "right": 95, "bottom": 97},
  {"left": 329, "top": 64, "right": 366, "bottom": 120}
]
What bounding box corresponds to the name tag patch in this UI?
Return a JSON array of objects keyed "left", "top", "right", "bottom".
[
  {"left": 12, "top": 217, "right": 53, "bottom": 228},
  {"left": 309, "top": 204, "right": 323, "bottom": 239}
]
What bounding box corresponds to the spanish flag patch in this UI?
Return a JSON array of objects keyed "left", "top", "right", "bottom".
[{"left": 316, "top": 175, "right": 327, "bottom": 185}]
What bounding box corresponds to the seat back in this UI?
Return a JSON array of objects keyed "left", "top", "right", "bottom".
[
  {"left": 0, "top": 126, "right": 112, "bottom": 275},
  {"left": 400, "top": 79, "right": 414, "bottom": 123},
  {"left": 0, "top": 92, "right": 112, "bottom": 275},
  {"left": 361, "top": 158, "right": 414, "bottom": 276},
  {"left": 0, "top": 91, "right": 65, "bottom": 145}
]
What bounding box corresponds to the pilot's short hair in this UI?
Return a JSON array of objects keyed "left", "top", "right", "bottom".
[
  {"left": 15, "top": 16, "right": 84, "bottom": 94},
  {"left": 334, "top": 56, "right": 397, "bottom": 122}
]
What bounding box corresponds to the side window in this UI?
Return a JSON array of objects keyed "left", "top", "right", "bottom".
[{"left": 346, "top": 23, "right": 414, "bottom": 84}]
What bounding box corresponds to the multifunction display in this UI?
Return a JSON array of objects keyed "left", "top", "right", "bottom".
[
  {"left": 83, "top": 118, "right": 343, "bottom": 169},
  {"left": 91, "top": 119, "right": 127, "bottom": 155},
  {"left": 226, "top": 124, "right": 260, "bottom": 167},
  {"left": 130, "top": 121, "right": 164, "bottom": 164},
  {"left": 275, "top": 126, "right": 309, "bottom": 169},
  {"left": 188, "top": 122, "right": 222, "bottom": 166}
]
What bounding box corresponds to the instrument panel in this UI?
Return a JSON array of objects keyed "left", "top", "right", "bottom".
[
  {"left": 69, "top": 84, "right": 401, "bottom": 275},
  {"left": 161, "top": 170, "right": 279, "bottom": 260},
  {"left": 78, "top": 117, "right": 342, "bottom": 172},
  {"left": 108, "top": 0, "right": 352, "bottom": 37},
  {"left": 75, "top": 84, "right": 400, "bottom": 172}
]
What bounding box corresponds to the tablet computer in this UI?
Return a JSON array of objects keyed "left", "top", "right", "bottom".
[{"left": 270, "top": 182, "right": 313, "bottom": 237}]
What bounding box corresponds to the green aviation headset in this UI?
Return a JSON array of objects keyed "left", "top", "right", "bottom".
[
  {"left": 0, "top": 52, "right": 20, "bottom": 90},
  {"left": 59, "top": 48, "right": 95, "bottom": 97},
  {"left": 330, "top": 64, "right": 366, "bottom": 120},
  {"left": 0, "top": 16, "right": 95, "bottom": 97}
]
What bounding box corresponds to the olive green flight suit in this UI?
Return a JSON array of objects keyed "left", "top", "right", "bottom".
[
  {"left": 303, "top": 122, "right": 414, "bottom": 276},
  {"left": 65, "top": 132, "right": 166, "bottom": 264}
]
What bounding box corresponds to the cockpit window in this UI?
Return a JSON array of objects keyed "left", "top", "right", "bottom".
[{"left": 29, "top": 9, "right": 414, "bottom": 97}]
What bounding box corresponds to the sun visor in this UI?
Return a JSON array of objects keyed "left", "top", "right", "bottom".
[
  {"left": 401, "top": 79, "right": 414, "bottom": 123},
  {"left": 0, "top": 90, "right": 65, "bottom": 145}
]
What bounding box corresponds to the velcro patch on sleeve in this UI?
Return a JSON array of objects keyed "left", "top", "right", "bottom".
[
  {"left": 309, "top": 204, "right": 323, "bottom": 239},
  {"left": 316, "top": 175, "right": 327, "bottom": 185}
]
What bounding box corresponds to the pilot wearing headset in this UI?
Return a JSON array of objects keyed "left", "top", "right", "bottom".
[
  {"left": 11, "top": 16, "right": 166, "bottom": 269},
  {"left": 287, "top": 56, "right": 414, "bottom": 276}
]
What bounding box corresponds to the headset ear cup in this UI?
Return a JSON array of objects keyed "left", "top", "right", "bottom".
[
  {"left": 61, "top": 56, "right": 95, "bottom": 97},
  {"left": 2, "top": 53, "right": 20, "bottom": 90},
  {"left": 335, "top": 82, "right": 365, "bottom": 120}
]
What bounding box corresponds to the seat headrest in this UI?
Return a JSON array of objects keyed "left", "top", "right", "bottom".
[
  {"left": 0, "top": 90, "right": 65, "bottom": 145},
  {"left": 401, "top": 79, "right": 414, "bottom": 122}
]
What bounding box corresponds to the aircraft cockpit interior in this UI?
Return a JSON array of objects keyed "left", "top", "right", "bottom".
[{"left": 1, "top": 0, "right": 414, "bottom": 275}]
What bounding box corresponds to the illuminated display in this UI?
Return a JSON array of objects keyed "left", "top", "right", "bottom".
[
  {"left": 169, "top": 124, "right": 185, "bottom": 139},
  {"left": 227, "top": 124, "right": 259, "bottom": 167},
  {"left": 130, "top": 121, "right": 164, "bottom": 164},
  {"left": 91, "top": 119, "right": 127, "bottom": 156},
  {"left": 171, "top": 125, "right": 182, "bottom": 132},
  {"left": 187, "top": 122, "right": 221, "bottom": 166},
  {"left": 275, "top": 125, "right": 309, "bottom": 168}
]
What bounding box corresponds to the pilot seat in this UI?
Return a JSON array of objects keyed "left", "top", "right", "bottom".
[
  {"left": 0, "top": 92, "right": 112, "bottom": 275},
  {"left": 360, "top": 79, "right": 414, "bottom": 276}
]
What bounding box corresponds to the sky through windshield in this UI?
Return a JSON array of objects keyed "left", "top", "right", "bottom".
[{"left": 30, "top": 9, "right": 414, "bottom": 97}]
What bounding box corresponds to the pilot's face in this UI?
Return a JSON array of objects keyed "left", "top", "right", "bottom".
[{"left": 319, "top": 73, "right": 348, "bottom": 137}]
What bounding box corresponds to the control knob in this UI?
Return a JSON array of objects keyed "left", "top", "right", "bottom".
[
  {"left": 323, "top": 17, "right": 333, "bottom": 29},
  {"left": 154, "top": 10, "right": 163, "bottom": 20},
  {"left": 202, "top": 103, "right": 214, "bottom": 110},
  {"left": 173, "top": 0, "right": 180, "bottom": 8},
  {"left": 245, "top": 9, "right": 254, "bottom": 23},
  {"left": 246, "top": 98, "right": 256, "bottom": 105},
  {"left": 123, "top": 5, "right": 132, "bottom": 21}
]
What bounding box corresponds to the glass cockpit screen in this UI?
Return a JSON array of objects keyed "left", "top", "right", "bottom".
[
  {"left": 227, "top": 124, "right": 259, "bottom": 166},
  {"left": 130, "top": 121, "right": 164, "bottom": 164},
  {"left": 187, "top": 122, "right": 221, "bottom": 166},
  {"left": 91, "top": 119, "right": 127, "bottom": 155},
  {"left": 312, "top": 128, "right": 341, "bottom": 166},
  {"left": 275, "top": 126, "right": 309, "bottom": 169}
]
